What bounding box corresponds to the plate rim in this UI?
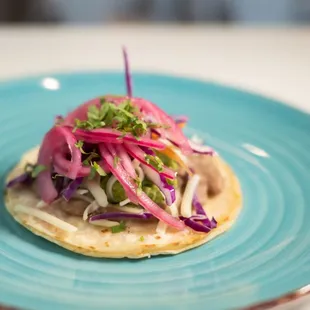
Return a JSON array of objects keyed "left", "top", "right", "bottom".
[
  {"left": 0, "top": 69, "right": 309, "bottom": 117},
  {"left": 1, "top": 71, "right": 309, "bottom": 310},
  {"left": 1, "top": 285, "right": 310, "bottom": 310}
]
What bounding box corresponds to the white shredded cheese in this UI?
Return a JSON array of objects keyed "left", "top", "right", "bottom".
[
  {"left": 156, "top": 222, "right": 166, "bottom": 235},
  {"left": 36, "top": 197, "right": 62, "bottom": 208},
  {"left": 86, "top": 180, "right": 108, "bottom": 207},
  {"left": 106, "top": 175, "right": 118, "bottom": 201},
  {"left": 113, "top": 205, "right": 144, "bottom": 214},
  {"left": 169, "top": 203, "right": 179, "bottom": 217},
  {"left": 132, "top": 159, "right": 145, "bottom": 181},
  {"left": 156, "top": 207, "right": 171, "bottom": 235},
  {"left": 89, "top": 219, "right": 119, "bottom": 227},
  {"left": 36, "top": 200, "right": 48, "bottom": 209},
  {"left": 14, "top": 204, "right": 78, "bottom": 232},
  {"left": 180, "top": 174, "right": 200, "bottom": 218},
  {"left": 156, "top": 204, "right": 179, "bottom": 235},
  {"left": 156, "top": 215, "right": 168, "bottom": 234},
  {"left": 156, "top": 192, "right": 180, "bottom": 235},
  {"left": 119, "top": 198, "right": 131, "bottom": 206},
  {"left": 76, "top": 189, "right": 89, "bottom": 195},
  {"left": 83, "top": 201, "right": 100, "bottom": 221},
  {"left": 136, "top": 166, "right": 145, "bottom": 181}
]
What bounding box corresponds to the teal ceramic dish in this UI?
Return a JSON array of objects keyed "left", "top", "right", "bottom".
[{"left": 0, "top": 72, "right": 310, "bottom": 310}]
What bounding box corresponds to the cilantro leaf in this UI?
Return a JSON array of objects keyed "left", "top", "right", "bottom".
[
  {"left": 87, "top": 105, "right": 100, "bottom": 120},
  {"left": 99, "top": 102, "right": 110, "bottom": 120},
  {"left": 75, "top": 140, "right": 84, "bottom": 149},
  {"left": 74, "top": 119, "right": 95, "bottom": 131},
  {"left": 115, "top": 106, "right": 134, "bottom": 118},
  {"left": 31, "top": 165, "right": 47, "bottom": 178},
  {"left": 111, "top": 221, "right": 126, "bottom": 234},
  {"left": 104, "top": 106, "right": 115, "bottom": 126},
  {"left": 83, "top": 151, "right": 100, "bottom": 166},
  {"left": 73, "top": 98, "right": 161, "bottom": 140},
  {"left": 75, "top": 140, "right": 89, "bottom": 154},
  {"left": 132, "top": 120, "right": 147, "bottom": 137},
  {"left": 91, "top": 161, "right": 106, "bottom": 176}
]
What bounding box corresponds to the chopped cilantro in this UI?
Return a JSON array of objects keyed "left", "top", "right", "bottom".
[
  {"left": 31, "top": 165, "right": 47, "bottom": 178},
  {"left": 86, "top": 160, "right": 106, "bottom": 180},
  {"left": 75, "top": 140, "right": 89, "bottom": 154},
  {"left": 83, "top": 151, "right": 100, "bottom": 166},
  {"left": 145, "top": 155, "right": 164, "bottom": 172},
  {"left": 139, "top": 236, "right": 144, "bottom": 242},
  {"left": 87, "top": 105, "right": 98, "bottom": 119},
  {"left": 91, "top": 161, "right": 106, "bottom": 176},
  {"left": 132, "top": 120, "right": 147, "bottom": 138},
  {"left": 75, "top": 140, "right": 84, "bottom": 149},
  {"left": 117, "top": 100, "right": 137, "bottom": 114},
  {"left": 99, "top": 100, "right": 110, "bottom": 119},
  {"left": 74, "top": 119, "right": 95, "bottom": 131},
  {"left": 104, "top": 106, "right": 115, "bottom": 127},
  {"left": 115, "top": 106, "right": 134, "bottom": 118},
  {"left": 111, "top": 221, "right": 126, "bottom": 234},
  {"left": 73, "top": 98, "right": 163, "bottom": 139}
]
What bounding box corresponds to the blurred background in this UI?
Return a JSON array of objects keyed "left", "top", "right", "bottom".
[
  {"left": 0, "top": 0, "right": 309, "bottom": 24},
  {"left": 0, "top": 0, "right": 309, "bottom": 110}
]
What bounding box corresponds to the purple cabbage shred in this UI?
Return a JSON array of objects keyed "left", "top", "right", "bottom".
[{"left": 89, "top": 212, "right": 152, "bottom": 222}]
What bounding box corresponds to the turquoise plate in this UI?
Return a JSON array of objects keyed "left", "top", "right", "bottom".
[{"left": 0, "top": 72, "right": 310, "bottom": 310}]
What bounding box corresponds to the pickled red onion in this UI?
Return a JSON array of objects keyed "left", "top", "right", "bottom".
[
  {"left": 74, "top": 128, "right": 166, "bottom": 150},
  {"left": 131, "top": 98, "right": 192, "bottom": 155},
  {"left": 123, "top": 143, "right": 175, "bottom": 180},
  {"left": 37, "top": 126, "right": 82, "bottom": 203},
  {"left": 115, "top": 144, "right": 136, "bottom": 179},
  {"left": 54, "top": 151, "right": 90, "bottom": 177},
  {"left": 63, "top": 98, "right": 101, "bottom": 126}
]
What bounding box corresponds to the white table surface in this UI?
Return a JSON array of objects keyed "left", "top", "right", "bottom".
[
  {"left": 0, "top": 25, "right": 310, "bottom": 309},
  {"left": 1, "top": 25, "right": 310, "bottom": 112}
]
